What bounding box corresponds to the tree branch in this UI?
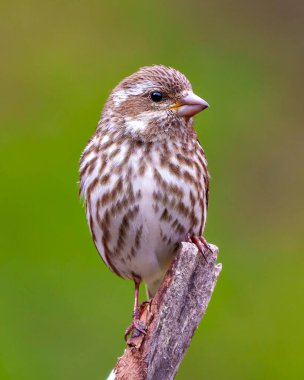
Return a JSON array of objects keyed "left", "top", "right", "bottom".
[{"left": 107, "top": 242, "right": 221, "bottom": 380}]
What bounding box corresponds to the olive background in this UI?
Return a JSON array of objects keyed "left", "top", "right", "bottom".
[{"left": 1, "top": 1, "right": 303, "bottom": 379}]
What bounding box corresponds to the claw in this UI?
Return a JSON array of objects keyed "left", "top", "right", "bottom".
[
  {"left": 187, "top": 234, "right": 212, "bottom": 263},
  {"left": 124, "top": 277, "right": 148, "bottom": 341},
  {"left": 124, "top": 319, "right": 147, "bottom": 340}
]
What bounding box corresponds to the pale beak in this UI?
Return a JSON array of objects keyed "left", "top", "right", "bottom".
[{"left": 170, "top": 91, "right": 209, "bottom": 117}]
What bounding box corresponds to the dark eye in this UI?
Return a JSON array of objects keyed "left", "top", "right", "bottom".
[{"left": 150, "top": 91, "right": 163, "bottom": 102}]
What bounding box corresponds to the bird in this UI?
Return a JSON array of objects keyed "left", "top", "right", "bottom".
[{"left": 79, "top": 65, "right": 210, "bottom": 338}]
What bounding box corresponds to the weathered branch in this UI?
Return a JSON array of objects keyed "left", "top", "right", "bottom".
[{"left": 107, "top": 242, "right": 221, "bottom": 380}]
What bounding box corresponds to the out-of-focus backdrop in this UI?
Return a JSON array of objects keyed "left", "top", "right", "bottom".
[{"left": 1, "top": 1, "right": 303, "bottom": 379}]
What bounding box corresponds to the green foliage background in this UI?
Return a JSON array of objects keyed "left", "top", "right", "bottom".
[{"left": 1, "top": 1, "right": 303, "bottom": 379}]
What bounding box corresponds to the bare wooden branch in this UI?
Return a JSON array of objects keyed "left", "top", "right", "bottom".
[{"left": 107, "top": 242, "right": 221, "bottom": 380}]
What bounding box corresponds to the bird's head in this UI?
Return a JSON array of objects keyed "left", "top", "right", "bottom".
[{"left": 102, "top": 65, "right": 209, "bottom": 141}]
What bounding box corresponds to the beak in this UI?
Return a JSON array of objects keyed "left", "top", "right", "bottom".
[{"left": 170, "top": 91, "right": 209, "bottom": 117}]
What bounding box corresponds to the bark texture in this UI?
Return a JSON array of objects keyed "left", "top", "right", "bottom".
[{"left": 108, "top": 242, "right": 221, "bottom": 380}]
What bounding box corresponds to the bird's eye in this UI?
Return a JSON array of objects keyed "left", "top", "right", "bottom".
[{"left": 150, "top": 91, "right": 163, "bottom": 102}]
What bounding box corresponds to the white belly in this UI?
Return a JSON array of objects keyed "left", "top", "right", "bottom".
[{"left": 81, "top": 140, "right": 207, "bottom": 293}]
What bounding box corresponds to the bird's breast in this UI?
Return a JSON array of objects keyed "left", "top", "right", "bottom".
[{"left": 81, "top": 137, "right": 208, "bottom": 281}]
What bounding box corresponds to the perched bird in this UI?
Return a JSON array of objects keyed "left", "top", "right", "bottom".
[{"left": 79, "top": 65, "right": 210, "bottom": 337}]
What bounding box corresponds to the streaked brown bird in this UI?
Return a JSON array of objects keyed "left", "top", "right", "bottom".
[{"left": 79, "top": 65, "right": 210, "bottom": 337}]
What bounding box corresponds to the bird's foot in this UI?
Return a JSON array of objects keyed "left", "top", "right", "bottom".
[
  {"left": 186, "top": 234, "right": 212, "bottom": 263},
  {"left": 124, "top": 302, "right": 148, "bottom": 340},
  {"left": 124, "top": 320, "right": 147, "bottom": 340}
]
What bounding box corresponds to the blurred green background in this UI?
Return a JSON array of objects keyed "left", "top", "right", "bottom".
[{"left": 1, "top": 1, "right": 303, "bottom": 379}]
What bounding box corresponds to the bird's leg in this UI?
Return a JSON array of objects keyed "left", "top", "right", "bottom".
[
  {"left": 186, "top": 233, "right": 212, "bottom": 263},
  {"left": 124, "top": 277, "right": 147, "bottom": 340}
]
